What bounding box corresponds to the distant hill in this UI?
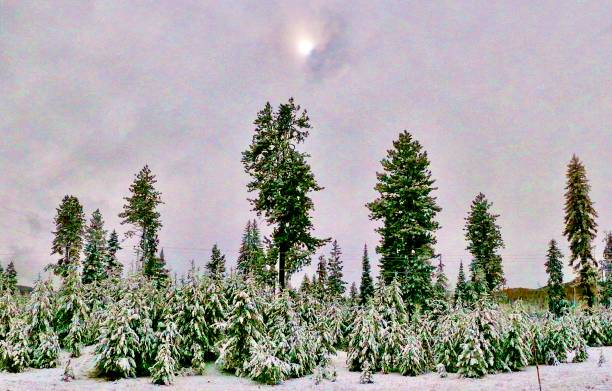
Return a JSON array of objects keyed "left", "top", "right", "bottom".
[
  {"left": 503, "top": 279, "right": 585, "bottom": 306},
  {"left": 16, "top": 285, "right": 33, "bottom": 295}
]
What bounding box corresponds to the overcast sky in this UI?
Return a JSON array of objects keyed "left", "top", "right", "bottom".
[{"left": 1, "top": 1, "right": 610, "bottom": 288}]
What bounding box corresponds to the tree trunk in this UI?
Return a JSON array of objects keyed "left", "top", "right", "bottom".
[{"left": 278, "top": 241, "right": 288, "bottom": 291}]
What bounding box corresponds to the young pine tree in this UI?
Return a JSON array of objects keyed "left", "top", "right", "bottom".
[
  {"left": 106, "top": 230, "right": 123, "bottom": 278},
  {"left": 563, "top": 155, "right": 599, "bottom": 307},
  {"left": 360, "top": 244, "right": 374, "bottom": 305},
  {"left": 206, "top": 244, "right": 226, "bottom": 280},
  {"left": 326, "top": 240, "right": 346, "bottom": 298},
  {"left": 119, "top": 165, "right": 166, "bottom": 283},
  {"left": 367, "top": 131, "right": 441, "bottom": 285},
  {"left": 82, "top": 209, "right": 108, "bottom": 284},
  {"left": 464, "top": 193, "right": 505, "bottom": 293},
  {"left": 349, "top": 283, "right": 359, "bottom": 306},
  {"left": 545, "top": 239, "right": 566, "bottom": 316},
  {"left": 51, "top": 195, "right": 86, "bottom": 277},
  {"left": 242, "top": 98, "right": 328, "bottom": 290}
]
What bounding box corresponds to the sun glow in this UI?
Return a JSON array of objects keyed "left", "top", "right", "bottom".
[{"left": 297, "top": 38, "right": 315, "bottom": 57}]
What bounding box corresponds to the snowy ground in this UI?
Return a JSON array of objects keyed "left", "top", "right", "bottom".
[{"left": 0, "top": 346, "right": 610, "bottom": 391}]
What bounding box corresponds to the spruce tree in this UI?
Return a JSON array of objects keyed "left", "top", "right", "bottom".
[
  {"left": 5, "top": 261, "right": 17, "bottom": 292},
  {"left": 28, "top": 278, "right": 60, "bottom": 369},
  {"left": 206, "top": 244, "right": 226, "bottom": 279},
  {"left": 563, "top": 155, "right": 599, "bottom": 307},
  {"left": 106, "top": 230, "right": 123, "bottom": 278},
  {"left": 242, "top": 98, "right": 327, "bottom": 290},
  {"left": 51, "top": 195, "right": 85, "bottom": 277},
  {"left": 327, "top": 240, "right": 346, "bottom": 297},
  {"left": 82, "top": 209, "right": 108, "bottom": 284},
  {"left": 119, "top": 165, "right": 166, "bottom": 283},
  {"left": 464, "top": 193, "right": 505, "bottom": 292},
  {"left": 359, "top": 244, "right": 374, "bottom": 305},
  {"left": 367, "top": 131, "right": 441, "bottom": 285},
  {"left": 315, "top": 254, "right": 328, "bottom": 298},
  {"left": 545, "top": 239, "right": 565, "bottom": 316},
  {"left": 402, "top": 252, "right": 434, "bottom": 314},
  {"left": 454, "top": 261, "right": 468, "bottom": 304}
]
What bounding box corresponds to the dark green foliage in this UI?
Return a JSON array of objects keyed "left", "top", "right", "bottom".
[
  {"left": 237, "top": 220, "right": 265, "bottom": 279},
  {"left": 206, "top": 244, "right": 226, "bottom": 280},
  {"left": 401, "top": 253, "right": 434, "bottom": 314},
  {"left": 82, "top": 209, "right": 108, "bottom": 284},
  {"left": 314, "top": 254, "right": 328, "bottom": 298},
  {"left": 51, "top": 195, "right": 85, "bottom": 277},
  {"left": 106, "top": 230, "right": 123, "bottom": 278},
  {"left": 433, "top": 261, "right": 449, "bottom": 299},
  {"left": 464, "top": 193, "right": 505, "bottom": 293},
  {"left": 349, "top": 283, "right": 359, "bottom": 305},
  {"left": 4, "top": 262, "right": 17, "bottom": 292},
  {"left": 600, "top": 232, "right": 612, "bottom": 308},
  {"left": 454, "top": 261, "right": 468, "bottom": 304},
  {"left": 563, "top": 155, "right": 599, "bottom": 307},
  {"left": 367, "top": 131, "right": 441, "bottom": 284},
  {"left": 119, "top": 165, "right": 166, "bottom": 283},
  {"left": 545, "top": 239, "right": 566, "bottom": 316},
  {"left": 359, "top": 244, "right": 374, "bottom": 305},
  {"left": 326, "top": 240, "right": 346, "bottom": 298},
  {"left": 242, "top": 98, "right": 327, "bottom": 290}
]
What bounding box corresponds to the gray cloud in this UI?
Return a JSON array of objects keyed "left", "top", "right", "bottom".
[{"left": 0, "top": 1, "right": 610, "bottom": 288}]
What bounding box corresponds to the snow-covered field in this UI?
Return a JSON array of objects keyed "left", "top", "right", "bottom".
[{"left": 0, "top": 346, "right": 610, "bottom": 391}]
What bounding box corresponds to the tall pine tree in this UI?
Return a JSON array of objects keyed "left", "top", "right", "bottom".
[
  {"left": 545, "top": 239, "right": 565, "bottom": 316},
  {"left": 563, "top": 155, "right": 598, "bottom": 307},
  {"left": 119, "top": 165, "right": 166, "bottom": 283},
  {"left": 366, "top": 131, "right": 441, "bottom": 290},
  {"left": 206, "top": 244, "right": 226, "bottom": 280},
  {"left": 360, "top": 245, "right": 374, "bottom": 305},
  {"left": 242, "top": 98, "right": 327, "bottom": 290},
  {"left": 464, "top": 193, "right": 505, "bottom": 292},
  {"left": 51, "top": 195, "right": 85, "bottom": 277},
  {"left": 327, "top": 240, "right": 346, "bottom": 297},
  {"left": 82, "top": 209, "right": 108, "bottom": 284}
]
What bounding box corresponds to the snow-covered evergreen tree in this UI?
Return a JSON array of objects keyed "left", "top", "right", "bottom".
[
  {"left": 151, "top": 320, "right": 180, "bottom": 385},
  {"left": 0, "top": 316, "right": 31, "bottom": 372},
  {"left": 28, "top": 278, "right": 60, "bottom": 369},
  {"left": 216, "top": 283, "right": 264, "bottom": 374},
  {"left": 55, "top": 268, "right": 89, "bottom": 354},
  {"left": 545, "top": 239, "right": 566, "bottom": 316},
  {"left": 347, "top": 304, "right": 383, "bottom": 372},
  {"left": 399, "top": 330, "right": 428, "bottom": 376}
]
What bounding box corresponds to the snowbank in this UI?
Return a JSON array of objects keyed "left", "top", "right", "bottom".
[{"left": 0, "top": 347, "right": 610, "bottom": 390}]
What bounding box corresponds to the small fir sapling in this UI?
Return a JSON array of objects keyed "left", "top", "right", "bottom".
[
  {"left": 359, "top": 361, "right": 374, "bottom": 384},
  {"left": 598, "top": 349, "right": 606, "bottom": 367},
  {"left": 62, "top": 359, "right": 76, "bottom": 382}
]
